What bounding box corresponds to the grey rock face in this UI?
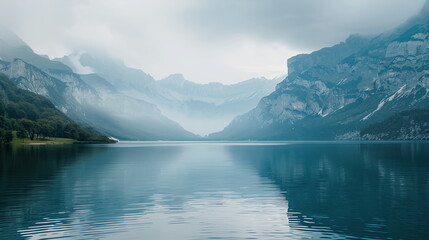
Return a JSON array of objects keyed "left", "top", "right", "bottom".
[
  {"left": 212, "top": 8, "right": 429, "bottom": 140},
  {"left": 0, "top": 46, "right": 196, "bottom": 140}
]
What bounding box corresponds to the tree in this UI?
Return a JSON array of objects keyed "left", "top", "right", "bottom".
[
  {"left": 6, "top": 102, "right": 27, "bottom": 119},
  {"left": 16, "top": 130, "right": 28, "bottom": 139},
  {"left": 0, "top": 100, "right": 5, "bottom": 116},
  {"left": 0, "top": 129, "right": 4, "bottom": 143},
  {"left": 0, "top": 75, "right": 110, "bottom": 143},
  {"left": 4, "top": 130, "right": 13, "bottom": 143},
  {"left": 19, "top": 119, "right": 38, "bottom": 140},
  {"left": 19, "top": 102, "right": 39, "bottom": 120},
  {"left": 37, "top": 119, "right": 55, "bottom": 138}
]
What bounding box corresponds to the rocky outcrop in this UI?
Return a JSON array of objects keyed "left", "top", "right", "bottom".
[
  {"left": 0, "top": 44, "right": 197, "bottom": 140},
  {"left": 212, "top": 4, "right": 429, "bottom": 140}
]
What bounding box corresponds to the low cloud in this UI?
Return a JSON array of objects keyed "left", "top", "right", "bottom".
[
  {"left": 0, "top": 0, "right": 426, "bottom": 83},
  {"left": 186, "top": 0, "right": 427, "bottom": 50}
]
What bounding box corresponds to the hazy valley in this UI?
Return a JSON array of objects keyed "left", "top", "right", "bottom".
[
  {"left": 2, "top": 3, "right": 429, "bottom": 141},
  {"left": 2, "top": 1, "right": 429, "bottom": 240}
]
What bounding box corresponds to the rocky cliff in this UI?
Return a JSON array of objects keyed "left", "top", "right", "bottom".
[
  {"left": 211, "top": 3, "right": 429, "bottom": 140},
  {"left": 0, "top": 29, "right": 197, "bottom": 140}
]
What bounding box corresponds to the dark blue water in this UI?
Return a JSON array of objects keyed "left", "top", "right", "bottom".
[{"left": 1, "top": 142, "right": 428, "bottom": 239}]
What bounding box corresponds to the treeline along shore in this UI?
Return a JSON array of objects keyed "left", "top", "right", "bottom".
[{"left": 0, "top": 74, "right": 116, "bottom": 144}]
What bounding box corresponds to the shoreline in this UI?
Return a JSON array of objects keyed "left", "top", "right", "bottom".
[{"left": 9, "top": 137, "right": 117, "bottom": 145}]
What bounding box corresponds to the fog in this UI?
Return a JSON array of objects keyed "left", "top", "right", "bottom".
[{"left": 0, "top": 0, "right": 426, "bottom": 84}]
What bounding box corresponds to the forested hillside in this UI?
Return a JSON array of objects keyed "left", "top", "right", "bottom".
[
  {"left": 361, "top": 109, "right": 429, "bottom": 140},
  {"left": 0, "top": 74, "right": 112, "bottom": 143}
]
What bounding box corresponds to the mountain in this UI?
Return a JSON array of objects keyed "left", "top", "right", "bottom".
[
  {"left": 361, "top": 109, "right": 429, "bottom": 140},
  {"left": 0, "top": 29, "right": 197, "bottom": 140},
  {"left": 60, "top": 52, "right": 156, "bottom": 91},
  {"left": 211, "top": 3, "right": 429, "bottom": 140},
  {"left": 0, "top": 28, "right": 70, "bottom": 72},
  {"left": 0, "top": 73, "right": 111, "bottom": 142},
  {"left": 57, "top": 53, "right": 281, "bottom": 135},
  {"left": 156, "top": 74, "right": 282, "bottom": 135}
]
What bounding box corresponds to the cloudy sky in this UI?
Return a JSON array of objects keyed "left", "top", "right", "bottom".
[{"left": 0, "top": 0, "right": 427, "bottom": 84}]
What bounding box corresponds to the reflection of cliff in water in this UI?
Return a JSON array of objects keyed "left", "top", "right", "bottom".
[{"left": 227, "top": 142, "right": 429, "bottom": 239}]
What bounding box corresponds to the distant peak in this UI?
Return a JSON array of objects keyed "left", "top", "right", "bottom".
[
  {"left": 62, "top": 51, "right": 95, "bottom": 75},
  {"left": 168, "top": 73, "right": 186, "bottom": 79},
  {"left": 162, "top": 73, "right": 188, "bottom": 83}
]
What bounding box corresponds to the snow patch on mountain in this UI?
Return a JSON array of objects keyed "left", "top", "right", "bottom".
[{"left": 363, "top": 85, "right": 407, "bottom": 121}]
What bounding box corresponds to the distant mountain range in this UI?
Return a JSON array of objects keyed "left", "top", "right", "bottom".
[
  {"left": 0, "top": 30, "right": 196, "bottom": 140},
  {"left": 0, "top": 28, "right": 279, "bottom": 139},
  {"left": 211, "top": 2, "right": 429, "bottom": 140},
  {"left": 56, "top": 53, "right": 281, "bottom": 135},
  {"left": 3, "top": 1, "right": 429, "bottom": 141}
]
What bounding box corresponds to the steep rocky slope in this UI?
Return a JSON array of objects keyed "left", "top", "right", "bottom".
[
  {"left": 0, "top": 30, "right": 196, "bottom": 140},
  {"left": 57, "top": 53, "right": 281, "bottom": 135},
  {"left": 211, "top": 3, "right": 429, "bottom": 140},
  {"left": 0, "top": 74, "right": 112, "bottom": 142}
]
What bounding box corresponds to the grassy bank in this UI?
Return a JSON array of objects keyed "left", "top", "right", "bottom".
[
  {"left": 11, "top": 136, "right": 76, "bottom": 145},
  {"left": 10, "top": 132, "right": 117, "bottom": 145}
]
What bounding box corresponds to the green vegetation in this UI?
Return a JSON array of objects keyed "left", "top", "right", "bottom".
[
  {"left": 0, "top": 128, "right": 13, "bottom": 143},
  {"left": 361, "top": 109, "right": 429, "bottom": 140},
  {"left": 0, "top": 74, "right": 115, "bottom": 144},
  {"left": 10, "top": 131, "right": 77, "bottom": 144}
]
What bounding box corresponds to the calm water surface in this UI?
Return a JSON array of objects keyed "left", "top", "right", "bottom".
[{"left": 1, "top": 141, "right": 429, "bottom": 239}]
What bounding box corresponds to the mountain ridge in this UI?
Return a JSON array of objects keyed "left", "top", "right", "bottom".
[
  {"left": 0, "top": 73, "right": 112, "bottom": 142},
  {"left": 57, "top": 52, "right": 281, "bottom": 135},
  {"left": 0, "top": 32, "right": 198, "bottom": 140},
  {"left": 211, "top": 4, "right": 429, "bottom": 140}
]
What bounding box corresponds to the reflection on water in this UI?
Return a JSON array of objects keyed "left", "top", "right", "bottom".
[
  {"left": 228, "top": 143, "right": 429, "bottom": 239},
  {"left": 0, "top": 142, "right": 428, "bottom": 239}
]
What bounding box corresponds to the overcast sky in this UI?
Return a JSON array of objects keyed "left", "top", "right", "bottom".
[{"left": 0, "top": 0, "right": 427, "bottom": 84}]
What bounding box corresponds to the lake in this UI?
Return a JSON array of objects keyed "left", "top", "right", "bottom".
[{"left": 1, "top": 141, "right": 428, "bottom": 239}]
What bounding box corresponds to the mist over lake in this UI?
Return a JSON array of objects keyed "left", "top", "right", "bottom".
[{"left": 1, "top": 1, "right": 429, "bottom": 239}]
